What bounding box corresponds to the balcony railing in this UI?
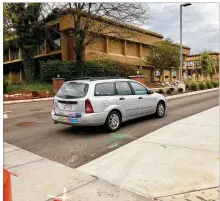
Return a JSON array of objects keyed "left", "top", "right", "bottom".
[
  {"left": 4, "top": 52, "right": 9, "bottom": 62},
  {"left": 11, "top": 49, "right": 19, "bottom": 60}
]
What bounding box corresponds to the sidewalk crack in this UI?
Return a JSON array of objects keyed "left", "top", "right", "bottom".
[
  {"left": 157, "top": 186, "right": 219, "bottom": 198},
  {"left": 6, "top": 158, "right": 45, "bottom": 170},
  {"left": 46, "top": 177, "right": 99, "bottom": 201}
]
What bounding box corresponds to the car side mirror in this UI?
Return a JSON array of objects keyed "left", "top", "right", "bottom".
[{"left": 147, "top": 89, "right": 154, "bottom": 94}]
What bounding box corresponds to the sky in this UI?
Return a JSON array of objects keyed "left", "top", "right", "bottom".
[{"left": 145, "top": 3, "right": 219, "bottom": 54}]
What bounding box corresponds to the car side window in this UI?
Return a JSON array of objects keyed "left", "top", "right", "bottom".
[
  {"left": 130, "top": 82, "right": 148, "bottom": 95},
  {"left": 116, "top": 82, "right": 132, "bottom": 95},
  {"left": 95, "top": 82, "right": 115, "bottom": 96}
]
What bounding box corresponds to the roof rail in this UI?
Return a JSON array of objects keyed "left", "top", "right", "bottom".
[{"left": 69, "top": 77, "right": 126, "bottom": 81}]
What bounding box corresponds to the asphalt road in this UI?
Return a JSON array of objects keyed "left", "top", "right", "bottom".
[{"left": 4, "top": 90, "right": 219, "bottom": 168}]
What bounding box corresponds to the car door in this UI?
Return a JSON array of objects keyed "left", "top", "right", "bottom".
[
  {"left": 115, "top": 81, "right": 138, "bottom": 119},
  {"left": 129, "top": 81, "right": 155, "bottom": 115}
]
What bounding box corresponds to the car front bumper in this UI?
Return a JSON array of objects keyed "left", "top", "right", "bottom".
[{"left": 51, "top": 110, "right": 107, "bottom": 126}]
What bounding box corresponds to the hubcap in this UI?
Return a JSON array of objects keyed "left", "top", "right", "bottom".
[
  {"left": 158, "top": 104, "right": 164, "bottom": 116},
  {"left": 109, "top": 113, "right": 120, "bottom": 129}
]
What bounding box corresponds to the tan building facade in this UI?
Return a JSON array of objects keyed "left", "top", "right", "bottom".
[
  {"left": 184, "top": 52, "right": 219, "bottom": 81},
  {"left": 4, "top": 13, "right": 190, "bottom": 82}
]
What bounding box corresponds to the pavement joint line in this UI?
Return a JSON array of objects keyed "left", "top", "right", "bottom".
[
  {"left": 45, "top": 177, "right": 99, "bottom": 201},
  {"left": 143, "top": 141, "right": 219, "bottom": 153},
  {"left": 175, "top": 122, "right": 219, "bottom": 127},
  {"left": 156, "top": 186, "right": 219, "bottom": 198},
  {"left": 4, "top": 148, "right": 22, "bottom": 154},
  {"left": 6, "top": 158, "right": 45, "bottom": 170},
  {"left": 4, "top": 111, "right": 12, "bottom": 113}
]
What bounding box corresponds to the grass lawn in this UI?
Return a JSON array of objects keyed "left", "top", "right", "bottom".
[{"left": 7, "top": 81, "right": 53, "bottom": 93}]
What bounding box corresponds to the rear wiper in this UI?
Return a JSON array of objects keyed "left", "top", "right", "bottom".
[{"left": 64, "top": 95, "right": 79, "bottom": 99}]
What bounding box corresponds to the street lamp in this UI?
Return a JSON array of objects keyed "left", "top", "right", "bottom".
[{"left": 180, "top": 3, "right": 191, "bottom": 83}]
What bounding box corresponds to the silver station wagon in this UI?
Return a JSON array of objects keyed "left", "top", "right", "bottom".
[{"left": 51, "top": 77, "right": 167, "bottom": 132}]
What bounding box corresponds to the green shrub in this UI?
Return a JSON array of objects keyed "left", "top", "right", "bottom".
[
  {"left": 198, "top": 82, "right": 206, "bottom": 90},
  {"left": 178, "top": 88, "right": 183, "bottom": 93},
  {"left": 157, "top": 89, "right": 164, "bottom": 94},
  {"left": 40, "top": 59, "right": 136, "bottom": 81},
  {"left": 212, "top": 81, "right": 219, "bottom": 88},
  {"left": 185, "top": 83, "right": 189, "bottom": 90},
  {"left": 214, "top": 81, "right": 219, "bottom": 87},
  {"left": 40, "top": 60, "right": 62, "bottom": 81},
  {"left": 8, "top": 73, "right": 21, "bottom": 85},
  {"left": 205, "top": 81, "right": 213, "bottom": 89},
  {"left": 166, "top": 89, "right": 172, "bottom": 94},
  {"left": 190, "top": 82, "right": 198, "bottom": 91},
  {"left": 3, "top": 76, "right": 8, "bottom": 93}
]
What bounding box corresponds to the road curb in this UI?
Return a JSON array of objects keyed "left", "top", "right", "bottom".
[
  {"left": 166, "top": 87, "right": 219, "bottom": 100},
  {"left": 3, "top": 87, "right": 219, "bottom": 105},
  {"left": 4, "top": 97, "right": 54, "bottom": 105}
]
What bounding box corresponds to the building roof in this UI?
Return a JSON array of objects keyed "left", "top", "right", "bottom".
[
  {"left": 187, "top": 51, "right": 219, "bottom": 57},
  {"left": 45, "top": 8, "right": 164, "bottom": 39},
  {"left": 171, "top": 43, "right": 190, "bottom": 50}
]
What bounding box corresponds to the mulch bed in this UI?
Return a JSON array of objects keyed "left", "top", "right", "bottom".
[
  {"left": 4, "top": 90, "right": 55, "bottom": 101},
  {"left": 163, "top": 91, "right": 191, "bottom": 97}
]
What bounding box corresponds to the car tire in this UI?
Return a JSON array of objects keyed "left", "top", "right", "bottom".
[
  {"left": 155, "top": 101, "right": 165, "bottom": 118},
  {"left": 105, "top": 111, "right": 121, "bottom": 132}
]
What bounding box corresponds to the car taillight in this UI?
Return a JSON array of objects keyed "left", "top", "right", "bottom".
[{"left": 85, "top": 99, "right": 94, "bottom": 113}]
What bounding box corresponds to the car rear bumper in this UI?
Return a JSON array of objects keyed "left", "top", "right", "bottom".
[{"left": 51, "top": 110, "right": 107, "bottom": 126}]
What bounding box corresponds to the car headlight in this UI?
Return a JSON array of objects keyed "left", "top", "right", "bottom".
[{"left": 54, "top": 99, "right": 59, "bottom": 107}]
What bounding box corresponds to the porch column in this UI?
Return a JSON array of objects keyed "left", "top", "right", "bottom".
[
  {"left": 105, "top": 37, "right": 109, "bottom": 54},
  {"left": 8, "top": 48, "right": 12, "bottom": 62},
  {"left": 61, "top": 31, "right": 68, "bottom": 61}
]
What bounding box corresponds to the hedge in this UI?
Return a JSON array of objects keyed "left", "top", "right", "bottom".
[
  {"left": 3, "top": 76, "right": 8, "bottom": 93},
  {"left": 40, "top": 59, "right": 136, "bottom": 81}
]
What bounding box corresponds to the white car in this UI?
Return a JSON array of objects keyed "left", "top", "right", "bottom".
[{"left": 51, "top": 77, "right": 167, "bottom": 132}]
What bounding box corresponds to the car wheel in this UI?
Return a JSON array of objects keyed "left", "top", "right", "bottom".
[
  {"left": 106, "top": 111, "right": 121, "bottom": 132},
  {"left": 155, "top": 101, "right": 165, "bottom": 118}
]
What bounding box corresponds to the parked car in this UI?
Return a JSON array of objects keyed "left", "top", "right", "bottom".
[{"left": 51, "top": 77, "right": 167, "bottom": 132}]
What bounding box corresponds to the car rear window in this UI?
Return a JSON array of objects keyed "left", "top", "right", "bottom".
[
  {"left": 95, "top": 82, "right": 115, "bottom": 96},
  {"left": 56, "top": 82, "right": 89, "bottom": 99}
]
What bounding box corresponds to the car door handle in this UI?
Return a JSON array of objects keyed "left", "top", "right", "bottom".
[
  {"left": 138, "top": 96, "right": 143, "bottom": 99},
  {"left": 119, "top": 97, "right": 125, "bottom": 100}
]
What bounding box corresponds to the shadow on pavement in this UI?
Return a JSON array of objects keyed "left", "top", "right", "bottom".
[{"left": 61, "top": 114, "right": 156, "bottom": 136}]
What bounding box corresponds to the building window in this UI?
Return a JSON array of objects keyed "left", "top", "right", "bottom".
[
  {"left": 11, "top": 48, "right": 19, "bottom": 60},
  {"left": 187, "top": 61, "right": 194, "bottom": 67},
  {"left": 172, "top": 70, "right": 177, "bottom": 77},
  {"left": 49, "top": 30, "right": 61, "bottom": 52},
  {"left": 155, "top": 70, "right": 160, "bottom": 76},
  {"left": 36, "top": 41, "right": 45, "bottom": 55},
  {"left": 194, "top": 60, "right": 201, "bottom": 67},
  {"left": 4, "top": 50, "right": 9, "bottom": 62}
]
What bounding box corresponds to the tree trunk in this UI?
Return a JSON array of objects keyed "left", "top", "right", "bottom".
[
  {"left": 75, "top": 29, "right": 85, "bottom": 77},
  {"left": 210, "top": 73, "right": 213, "bottom": 81},
  {"left": 21, "top": 49, "right": 35, "bottom": 82}
]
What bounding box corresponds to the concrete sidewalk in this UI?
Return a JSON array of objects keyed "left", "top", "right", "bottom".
[
  {"left": 79, "top": 106, "right": 220, "bottom": 201},
  {"left": 4, "top": 143, "right": 153, "bottom": 201}
]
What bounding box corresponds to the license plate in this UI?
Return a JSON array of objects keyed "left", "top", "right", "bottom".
[
  {"left": 63, "top": 104, "right": 72, "bottom": 110},
  {"left": 57, "top": 116, "right": 78, "bottom": 123}
]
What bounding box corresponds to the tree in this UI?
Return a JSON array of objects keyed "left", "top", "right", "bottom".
[
  {"left": 4, "top": 3, "right": 43, "bottom": 81},
  {"left": 43, "top": 3, "right": 151, "bottom": 76},
  {"left": 215, "top": 57, "right": 219, "bottom": 75},
  {"left": 146, "top": 38, "right": 180, "bottom": 81},
  {"left": 200, "top": 51, "right": 211, "bottom": 80}
]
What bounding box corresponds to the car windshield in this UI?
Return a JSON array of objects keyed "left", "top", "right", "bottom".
[{"left": 56, "top": 82, "right": 89, "bottom": 99}]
